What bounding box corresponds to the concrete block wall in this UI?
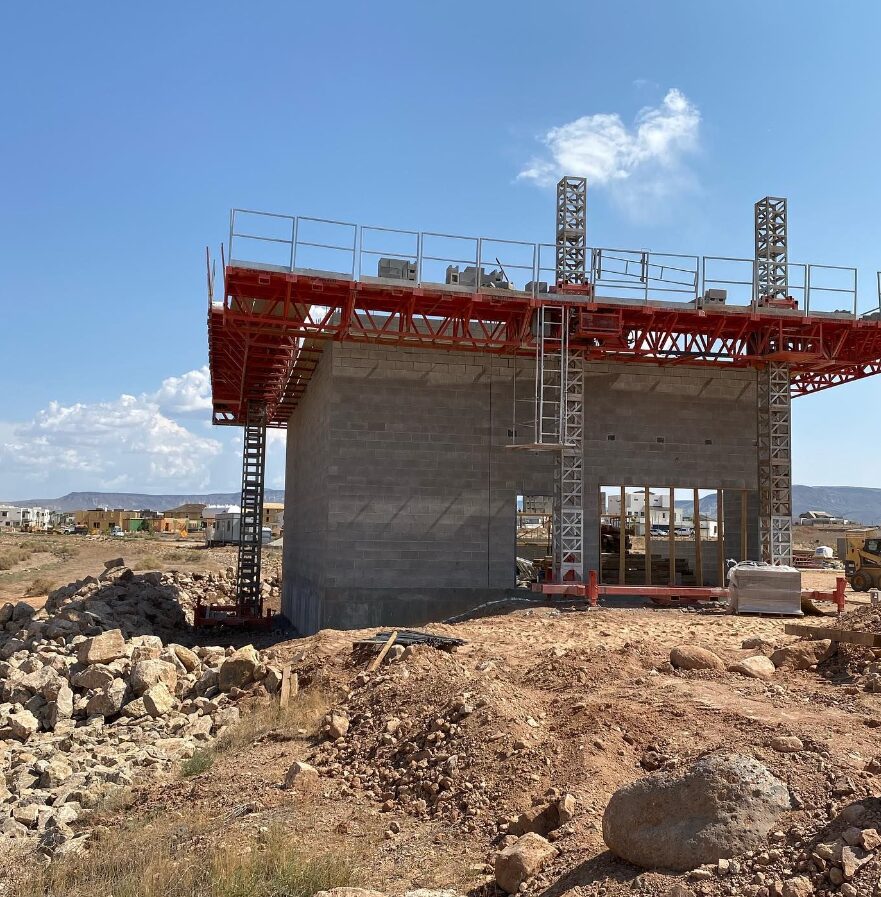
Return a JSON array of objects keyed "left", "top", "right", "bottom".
[{"left": 283, "top": 344, "right": 760, "bottom": 632}]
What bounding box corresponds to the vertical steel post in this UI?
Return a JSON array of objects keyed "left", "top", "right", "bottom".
[
  {"left": 757, "top": 364, "right": 793, "bottom": 565},
  {"left": 668, "top": 486, "right": 676, "bottom": 585},
  {"left": 235, "top": 404, "right": 268, "bottom": 618}
]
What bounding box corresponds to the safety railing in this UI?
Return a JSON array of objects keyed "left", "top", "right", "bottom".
[
  {"left": 804, "top": 264, "right": 858, "bottom": 316},
  {"left": 592, "top": 248, "right": 699, "bottom": 303},
  {"left": 863, "top": 274, "right": 881, "bottom": 320},
  {"left": 226, "top": 208, "right": 864, "bottom": 316}
]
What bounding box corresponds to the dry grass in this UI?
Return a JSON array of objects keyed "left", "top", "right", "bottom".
[
  {"left": 0, "top": 547, "right": 33, "bottom": 571},
  {"left": 23, "top": 576, "right": 55, "bottom": 597},
  {"left": 216, "top": 687, "right": 330, "bottom": 755},
  {"left": 179, "top": 686, "right": 331, "bottom": 780},
  {"left": 181, "top": 749, "right": 214, "bottom": 777},
  {"left": 11, "top": 816, "right": 356, "bottom": 897},
  {"left": 133, "top": 554, "right": 162, "bottom": 570}
]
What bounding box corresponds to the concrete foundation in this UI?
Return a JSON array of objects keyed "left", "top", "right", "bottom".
[{"left": 283, "top": 343, "right": 761, "bottom": 634}]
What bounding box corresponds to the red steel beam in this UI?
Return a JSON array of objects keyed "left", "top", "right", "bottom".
[{"left": 209, "top": 266, "right": 881, "bottom": 426}]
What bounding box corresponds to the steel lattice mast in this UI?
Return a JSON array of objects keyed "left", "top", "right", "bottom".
[
  {"left": 755, "top": 196, "right": 789, "bottom": 302},
  {"left": 553, "top": 176, "right": 586, "bottom": 582},
  {"left": 755, "top": 195, "right": 793, "bottom": 565}
]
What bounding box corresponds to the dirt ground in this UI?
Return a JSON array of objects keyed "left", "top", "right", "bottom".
[
  {"left": 54, "top": 566, "right": 879, "bottom": 897},
  {"left": 0, "top": 532, "right": 282, "bottom": 607}
]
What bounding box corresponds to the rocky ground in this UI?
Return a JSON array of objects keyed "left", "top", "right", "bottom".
[
  {"left": 0, "top": 558, "right": 284, "bottom": 860},
  {"left": 3, "top": 565, "right": 881, "bottom": 897}
]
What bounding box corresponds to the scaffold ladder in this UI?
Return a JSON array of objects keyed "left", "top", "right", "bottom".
[
  {"left": 235, "top": 404, "right": 267, "bottom": 617},
  {"left": 757, "top": 363, "right": 792, "bottom": 565}
]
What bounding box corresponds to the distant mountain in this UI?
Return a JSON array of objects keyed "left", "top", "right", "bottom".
[
  {"left": 2, "top": 491, "right": 286, "bottom": 512},
  {"left": 677, "top": 485, "right": 881, "bottom": 525}
]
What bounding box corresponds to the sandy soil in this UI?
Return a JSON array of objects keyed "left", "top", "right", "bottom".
[
  {"left": 76, "top": 571, "right": 881, "bottom": 897},
  {"left": 0, "top": 532, "right": 281, "bottom": 606}
]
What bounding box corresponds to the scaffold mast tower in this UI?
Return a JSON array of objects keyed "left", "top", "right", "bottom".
[
  {"left": 755, "top": 196, "right": 793, "bottom": 566},
  {"left": 545, "top": 176, "right": 587, "bottom": 582}
]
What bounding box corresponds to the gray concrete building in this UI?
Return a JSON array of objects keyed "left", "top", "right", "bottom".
[{"left": 283, "top": 342, "right": 760, "bottom": 634}]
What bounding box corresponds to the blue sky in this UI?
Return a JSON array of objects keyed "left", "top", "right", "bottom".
[{"left": 2, "top": 0, "right": 880, "bottom": 499}]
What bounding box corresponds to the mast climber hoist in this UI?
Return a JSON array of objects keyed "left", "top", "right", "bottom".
[{"left": 535, "top": 181, "right": 795, "bottom": 590}]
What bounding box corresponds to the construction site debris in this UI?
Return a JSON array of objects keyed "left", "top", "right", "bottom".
[
  {"left": 0, "top": 563, "right": 281, "bottom": 856},
  {"left": 353, "top": 630, "right": 466, "bottom": 659}
]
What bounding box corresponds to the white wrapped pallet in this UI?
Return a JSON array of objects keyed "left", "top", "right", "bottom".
[{"left": 728, "top": 562, "right": 802, "bottom": 616}]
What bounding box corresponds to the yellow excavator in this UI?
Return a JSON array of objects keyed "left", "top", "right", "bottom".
[{"left": 838, "top": 529, "right": 881, "bottom": 592}]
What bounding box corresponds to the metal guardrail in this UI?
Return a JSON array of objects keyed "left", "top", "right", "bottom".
[{"left": 227, "top": 208, "right": 863, "bottom": 316}]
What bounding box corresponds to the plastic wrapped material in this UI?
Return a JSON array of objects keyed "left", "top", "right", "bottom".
[{"left": 728, "top": 562, "right": 802, "bottom": 616}]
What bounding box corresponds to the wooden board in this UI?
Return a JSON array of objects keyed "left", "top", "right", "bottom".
[
  {"left": 367, "top": 629, "right": 399, "bottom": 672},
  {"left": 784, "top": 623, "right": 881, "bottom": 647},
  {"left": 279, "top": 663, "right": 297, "bottom": 707}
]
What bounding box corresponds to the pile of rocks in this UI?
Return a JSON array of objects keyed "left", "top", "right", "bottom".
[
  {"left": 666, "top": 639, "right": 834, "bottom": 682},
  {"left": 0, "top": 562, "right": 282, "bottom": 856},
  {"left": 308, "top": 646, "right": 505, "bottom": 830},
  {"left": 32, "top": 561, "right": 256, "bottom": 640}
]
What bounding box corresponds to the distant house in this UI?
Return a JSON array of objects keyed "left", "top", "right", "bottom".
[
  {"left": 74, "top": 508, "right": 151, "bottom": 533},
  {"left": 165, "top": 503, "right": 207, "bottom": 532},
  {"left": 263, "top": 502, "right": 284, "bottom": 535},
  {"left": 798, "top": 510, "right": 851, "bottom": 526},
  {"left": 0, "top": 505, "right": 51, "bottom": 531}
]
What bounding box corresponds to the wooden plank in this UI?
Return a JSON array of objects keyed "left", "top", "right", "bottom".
[
  {"left": 784, "top": 624, "right": 881, "bottom": 647},
  {"left": 279, "top": 663, "right": 297, "bottom": 708},
  {"left": 367, "top": 629, "right": 399, "bottom": 672}
]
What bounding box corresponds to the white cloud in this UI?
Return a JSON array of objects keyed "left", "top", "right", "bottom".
[
  {"left": 149, "top": 366, "right": 213, "bottom": 416},
  {"left": 518, "top": 89, "right": 701, "bottom": 214},
  {"left": 0, "top": 373, "right": 223, "bottom": 491}
]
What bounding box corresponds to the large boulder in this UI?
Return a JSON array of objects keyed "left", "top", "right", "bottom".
[
  {"left": 284, "top": 760, "right": 320, "bottom": 791},
  {"left": 85, "top": 677, "right": 128, "bottom": 718},
  {"left": 218, "top": 645, "right": 259, "bottom": 692},
  {"left": 142, "top": 683, "right": 175, "bottom": 717},
  {"left": 669, "top": 645, "right": 725, "bottom": 672},
  {"left": 129, "top": 659, "right": 178, "bottom": 696},
  {"left": 771, "top": 640, "right": 833, "bottom": 670},
  {"left": 495, "top": 832, "right": 558, "bottom": 893},
  {"left": 602, "top": 753, "right": 791, "bottom": 871},
  {"left": 72, "top": 665, "right": 116, "bottom": 690},
  {"left": 171, "top": 644, "right": 200, "bottom": 673},
  {"left": 78, "top": 629, "right": 126, "bottom": 665},
  {"left": 47, "top": 683, "right": 74, "bottom": 729},
  {"left": 729, "top": 655, "right": 776, "bottom": 680},
  {"left": 7, "top": 709, "right": 40, "bottom": 741}
]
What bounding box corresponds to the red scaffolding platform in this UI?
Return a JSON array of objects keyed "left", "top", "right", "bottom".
[{"left": 209, "top": 264, "right": 881, "bottom": 428}]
